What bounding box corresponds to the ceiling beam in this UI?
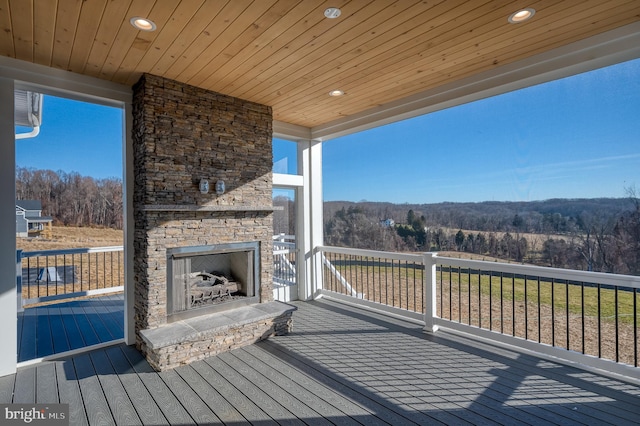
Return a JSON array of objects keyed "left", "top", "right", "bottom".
[
  {"left": 273, "top": 120, "right": 311, "bottom": 141},
  {"left": 0, "top": 56, "right": 131, "bottom": 107}
]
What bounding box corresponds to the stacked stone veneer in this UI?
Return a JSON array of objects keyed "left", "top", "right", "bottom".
[
  {"left": 132, "top": 74, "right": 280, "bottom": 368},
  {"left": 140, "top": 302, "right": 295, "bottom": 371}
]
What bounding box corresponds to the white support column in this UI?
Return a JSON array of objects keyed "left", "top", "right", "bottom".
[
  {"left": 423, "top": 252, "right": 439, "bottom": 333},
  {"left": 309, "top": 139, "right": 324, "bottom": 299},
  {"left": 0, "top": 77, "right": 17, "bottom": 376},
  {"left": 298, "top": 138, "right": 324, "bottom": 300},
  {"left": 298, "top": 140, "right": 312, "bottom": 300}
]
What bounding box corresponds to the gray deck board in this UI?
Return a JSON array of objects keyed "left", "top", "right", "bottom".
[
  {"left": 206, "top": 354, "right": 300, "bottom": 425},
  {"left": 104, "top": 346, "right": 168, "bottom": 426},
  {"left": 89, "top": 349, "right": 142, "bottom": 425},
  {"left": 47, "top": 305, "right": 71, "bottom": 353},
  {"left": 469, "top": 355, "right": 635, "bottom": 425},
  {"left": 0, "top": 373, "right": 15, "bottom": 403},
  {"left": 85, "top": 299, "right": 121, "bottom": 340},
  {"left": 58, "top": 305, "right": 86, "bottom": 351},
  {"left": 18, "top": 293, "right": 124, "bottom": 363},
  {"left": 158, "top": 369, "right": 220, "bottom": 424},
  {"left": 259, "top": 339, "right": 446, "bottom": 426},
  {"left": 81, "top": 302, "right": 115, "bottom": 342},
  {"left": 474, "top": 384, "right": 586, "bottom": 426},
  {"left": 95, "top": 294, "right": 125, "bottom": 333},
  {"left": 73, "top": 353, "right": 116, "bottom": 425},
  {"left": 488, "top": 366, "right": 636, "bottom": 424},
  {"left": 35, "top": 362, "right": 58, "bottom": 404},
  {"left": 238, "top": 346, "right": 363, "bottom": 426},
  {"left": 69, "top": 304, "right": 101, "bottom": 347},
  {"left": 192, "top": 357, "right": 276, "bottom": 424},
  {"left": 4, "top": 298, "right": 640, "bottom": 425},
  {"left": 56, "top": 359, "right": 89, "bottom": 426},
  {"left": 119, "top": 345, "right": 196, "bottom": 425},
  {"left": 18, "top": 308, "right": 37, "bottom": 361},
  {"left": 241, "top": 344, "right": 381, "bottom": 424},
  {"left": 12, "top": 366, "right": 35, "bottom": 403},
  {"left": 221, "top": 350, "right": 333, "bottom": 426},
  {"left": 174, "top": 362, "right": 246, "bottom": 424},
  {"left": 35, "top": 307, "right": 53, "bottom": 358}
]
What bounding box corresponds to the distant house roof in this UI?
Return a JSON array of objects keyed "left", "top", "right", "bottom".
[
  {"left": 16, "top": 200, "right": 43, "bottom": 211},
  {"left": 26, "top": 216, "right": 53, "bottom": 223}
]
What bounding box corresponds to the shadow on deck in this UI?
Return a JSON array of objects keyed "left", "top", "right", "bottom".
[
  {"left": 17, "top": 293, "right": 124, "bottom": 363},
  {"left": 2, "top": 298, "right": 639, "bottom": 425}
]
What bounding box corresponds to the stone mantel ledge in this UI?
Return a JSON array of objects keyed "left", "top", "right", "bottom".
[
  {"left": 139, "top": 301, "right": 296, "bottom": 350},
  {"left": 141, "top": 204, "right": 282, "bottom": 212}
]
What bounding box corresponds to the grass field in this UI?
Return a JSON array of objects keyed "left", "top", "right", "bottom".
[
  {"left": 17, "top": 226, "right": 124, "bottom": 304},
  {"left": 438, "top": 227, "right": 569, "bottom": 265},
  {"left": 17, "top": 225, "right": 123, "bottom": 252}
]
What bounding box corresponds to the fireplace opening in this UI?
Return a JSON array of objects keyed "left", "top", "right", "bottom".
[{"left": 167, "top": 241, "right": 260, "bottom": 321}]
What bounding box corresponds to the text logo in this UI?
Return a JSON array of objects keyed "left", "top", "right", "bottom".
[{"left": 1, "top": 404, "right": 68, "bottom": 425}]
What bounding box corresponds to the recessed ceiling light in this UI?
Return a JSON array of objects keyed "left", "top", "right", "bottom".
[
  {"left": 329, "top": 90, "right": 344, "bottom": 97},
  {"left": 130, "top": 17, "right": 157, "bottom": 31},
  {"left": 324, "top": 7, "right": 341, "bottom": 19},
  {"left": 508, "top": 8, "right": 535, "bottom": 24}
]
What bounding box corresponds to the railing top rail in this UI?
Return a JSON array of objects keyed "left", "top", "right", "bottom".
[
  {"left": 20, "top": 245, "right": 124, "bottom": 258},
  {"left": 434, "top": 254, "right": 640, "bottom": 289},
  {"left": 273, "top": 241, "right": 295, "bottom": 248},
  {"left": 317, "top": 245, "right": 424, "bottom": 262},
  {"left": 316, "top": 246, "right": 640, "bottom": 289}
]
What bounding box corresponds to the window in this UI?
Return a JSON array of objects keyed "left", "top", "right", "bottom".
[{"left": 273, "top": 138, "right": 298, "bottom": 175}]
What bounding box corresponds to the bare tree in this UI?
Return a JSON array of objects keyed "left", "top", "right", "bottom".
[{"left": 16, "top": 166, "right": 123, "bottom": 229}]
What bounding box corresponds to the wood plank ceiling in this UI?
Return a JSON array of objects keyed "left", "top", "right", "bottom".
[{"left": 1, "top": 0, "right": 639, "bottom": 129}]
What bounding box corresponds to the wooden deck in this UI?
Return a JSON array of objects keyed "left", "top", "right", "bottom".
[
  {"left": 3, "top": 298, "right": 640, "bottom": 425},
  {"left": 17, "top": 293, "right": 124, "bottom": 362}
]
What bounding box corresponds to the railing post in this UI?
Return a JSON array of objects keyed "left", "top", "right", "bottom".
[
  {"left": 423, "top": 252, "right": 439, "bottom": 333},
  {"left": 16, "top": 249, "right": 23, "bottom": 313},
  {"left": 311, "top": 246, "right": 324, "bottom": 297}
]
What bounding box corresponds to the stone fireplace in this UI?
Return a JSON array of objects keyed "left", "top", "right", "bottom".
[{"left": 131, "top": 74, "right": 294, "bottom": 371}]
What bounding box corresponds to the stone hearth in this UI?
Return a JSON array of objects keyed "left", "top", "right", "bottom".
[
  {"left": 132, "top": 74, "right": 292, "bottom": 370},
  {"left": 139, "top": 301, "right": 295, "bottom": 371}
]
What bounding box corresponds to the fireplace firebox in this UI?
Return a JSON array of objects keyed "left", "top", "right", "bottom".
[{"left": 166, "top": 241, "right": 260, "bottom": 322}]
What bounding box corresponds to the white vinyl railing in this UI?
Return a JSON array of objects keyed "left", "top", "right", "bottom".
[
  {"left": 273, "top": 234, "right": 297, "bottom": 287},
  {"left": 316, "top": 245, "right": 640, "bottom": 380},
  {"left": 17, "top": 246, "right": 124, "bottom": 307},
  {"left": 318, "top": 246, "right": 423, "bottom": 313}
]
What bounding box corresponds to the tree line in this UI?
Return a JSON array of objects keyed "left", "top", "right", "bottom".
[
  {"left": 21, "top": 165, "right": 638, "bottom": 275},
  {"left": 16, "top": 167, "right": 123, "bottom": 229},
  {"left": 324, "top": 192, "right": 640, "bottom": 276}
]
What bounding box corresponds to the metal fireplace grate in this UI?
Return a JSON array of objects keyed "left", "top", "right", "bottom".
[{"left": 166, "top": 241, "right": 260, "bottom": 321}]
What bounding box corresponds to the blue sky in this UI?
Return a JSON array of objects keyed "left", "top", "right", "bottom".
[
  {"left": 318, "top": 58, "right": 640, "bottom": 203},
  {"left": 15, "top": 58, "right": 640, "bottom": 203},
  {"left": 15, "top": 96, "right": 123, "bottom": 179}
]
